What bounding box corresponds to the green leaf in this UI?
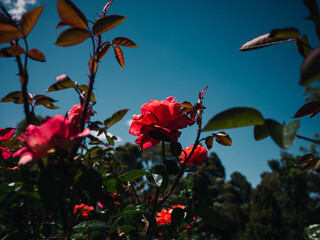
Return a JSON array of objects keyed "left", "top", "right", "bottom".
[
  {"left": 47, "top": 74, "right": 76, "bottom": 92},
  {"left": 146, "top": 172, "right": 163, "bottom": 188},
  {"left": 55, "top": 28, "right": 91, "bottom": 47},
  {"left": 240, "top": 27, "right": 300, "bottom": 51},
  {"left": 304, "top": 224, "right": 320, "bottom": 240},
  {"left": 265, "top": 119, "right": 300, "bottom": 149},
  {"left": 117, "top": 225, "right": 135, "bottom": 233},
  {"left": 34, "top": 95, "right": 59, "bottom": 109},
  {"left": 295, "top": 34, "right": 311, "bottom": 58},
  {"left": 300, "top": 47, "right": 320, "bottom": 86},
  {"left": 171, "top": 207, "right": 185, "bottom": 226},
  {"left": 28, "top": 48, "right": 46, "bottom": 62},
  {"left": 57, "top": 0, "right": 87, "bottom": 29},
  {"left": 104, "top": 109, "right": 129, "bottom": 129},
  {"left": 254, "top": 123, "right": 270, "bottom": 140},
  {"left": 164, "top": 160, "right": 179, "bottom": 176},
  {"left": 118, "top": 170, "right": 147, "bottom": 181},
  {"left": 0, "top": 91, "right": 32, "bottom": 104},
  {"left": 170, "top": 141, "right": 182, "bottom": 156},
  {"left": 0, "top": 31, "right": 22, "bottom": 44},
  {"left": 112, "top": 37, "right": 138, "bottom": 48},
  {"left": 92, "top": 15, "right": 126, "bottom": 36},
  {"left": 0, "top": 45, "right": 25, "bottom": 57},
  {"left": 20, "top": 6, "right": 44, "bottom": 36},
  {"left": 77, "top": 84, "right": 96, "bottom": 103},
  {"left": 202, "top": 107, "right": 264, "bottom": 131}
]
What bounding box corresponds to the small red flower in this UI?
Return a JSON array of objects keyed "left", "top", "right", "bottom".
[
  {"left": 68, "top": 103, "right": 91, "bottom": 126},
  {"left": 13, "top": 114, "right": 90, "bottom": 165},
  {"left": 0, "top": 127, "right": 15, "bottom": 160},
  {"left": 180, "top": 145, "right": 208, "bottom": 166},
  {"left": 129, "top": 97, "right": 194, "bottom": 150},
  {"left": 73, "top": 203, "right": 94, "bottom": 221},
  {"left": 156, "top": 204, "right": 186, "bottom": 225}
]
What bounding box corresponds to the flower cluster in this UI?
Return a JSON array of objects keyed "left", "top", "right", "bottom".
[
  {"left": 180, "top": 145, "right": 208, "bottom": 166},
  {"left": 156, "top": 204, "right": 186, "bottom": 225},
  {"left": 0, "top": 127, "right": 15, "bottom": 160},
  {"left": 13, "top": 105, "right": 90, "bottom": 165},
  {"left": 73, "top": 203, "right": 94, "bottom": 221},
  {"left": 129, "top": 97, "right": 194, "bottom": 150}
]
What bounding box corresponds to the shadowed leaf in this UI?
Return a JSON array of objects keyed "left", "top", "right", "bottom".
[
  {"left": 112, "top": 37, "right": 138, "bottom": 48},
  {"left": 179, "top": 101, "right": 194, "bottom": 114},
  {"left": 34, "top": 95, "right": 59, "bottom": 109},
  {"left": 88, "top": 57, "right": 98, "bottom": 74},
  {"left": 265, "top": 119, "right": 300, "bottom": 149},
  {"left": 0, "top": 31, "right": 22, "bottom": 44},
  {"left": 304, "top": 224, "right": 320, "bottom": 239},
  {"left": 0, "top": 91, "right": 32, "bottom": 104},
  {"left": 118, "top": 170, "right": 147, "bottom": 181},
  {"left": 296, "top": 153, "right": 316, "bottom": 166},
  {"left": 0, "top": 13, "right": 19, "bottom": 31},
  {"left": 254, "top": 123, "right": 270, "bottom": 140},
  {"left": 170, "top": 141, "right": 182, "bottom": 156},
  {"left": 55, "top": 28, "right": 91, "bottom": 47},
  {"left": 295, "top": 35, "right": 311, "bottom": 58},
  {"left": 92, "top": 15, "right": 126, "bottom": 36},
  {"left": 205, "top": 136, "right": 214, "bottom": 150},
  {"left": 171, "top": 207, "right": 185, "bottom": 226},
  {"left": 77, "top": 85, "right": 96, "bottom": 103},
  {"left": 113, "top": 45, "right": 125, "bottom": 68},
  {"left": 293, "top": 100, "right": 320, "bottom": 118},
  {"left": 215, "top": 131, "right": 232, "bottom": 146},
  {"left": 300, "top": 46, "right": 320, "bottom": 86},
  {"left": 97, "top": 42, "right": 111, "bottom": 61},
  {"left": 240, "top": 27, "right": 300, "bottom": 51},
  {"left": 104, "top": 109, "right": 129, "bottom": 129},
  {"left": 202, "top": 107, "right": 264, "bottom": 131},
  {"left": 0, "top": 45, "right": 25, "bottom": 57},
  {"left": 28, "top": 48, "right": 46, "bottom": 62},
  {"left": 47, "top": 74, "right": 76, "bottom": 92},
  {"left": 300, "top": 158, "right": 320, "bottom": 174},
  {"left": 55, "top": 20, "right": 66, "bottom": 29},
  {"left": 20, "top": 6, "right": 44, "bottom": 36},
  {"left": 57, "top": 0, "right": 87, "bottom": 28}
]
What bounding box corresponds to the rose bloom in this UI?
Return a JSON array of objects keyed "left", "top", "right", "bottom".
[
  {"left": 0, "top": 127, "right": 15, "bottom": 160},
  {"left": 156, "top": 205, "right": 186, "bottom": 225},
  {"left": 73, "top": 203, "right": 94, "bottom": 221},
  {"left": 13, "top": 114, "right": 90, "bottom": 165},
  {"left": 180, "top": 145, "right": 208, "bottom": 166},
  {"left": 129, "top": 97, "right": 194, "bottom": 150},
  {"left": 68, "top": 103, "right": 91, "bottom": 126}
]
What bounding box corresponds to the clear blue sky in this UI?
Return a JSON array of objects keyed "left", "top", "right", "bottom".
[{"left": 0, "top": 0, "right": 319, "bottom": 186}]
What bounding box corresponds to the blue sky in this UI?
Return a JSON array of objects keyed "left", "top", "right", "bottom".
[{"left": 0, "top": 0, "right": 319, "bottom": 186}]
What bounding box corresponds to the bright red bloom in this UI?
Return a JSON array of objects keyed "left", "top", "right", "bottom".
[
  {"left": 0, "top": 127, "right": 15, "bottom": 160},
  {"left": 129, "top": 97, "right": 194, "bottom": 150},
  {"left": 180, "top": 145, "right": 208, "bottom": 166},
  {"left": 13, "top": 115, "right": 90, "bottom": 165},
  {"left": 73, "top": 203, "right": 94, "bottom": 221},
  {"left": 156, "top": 205, "right": 186, "bottom": 225}
]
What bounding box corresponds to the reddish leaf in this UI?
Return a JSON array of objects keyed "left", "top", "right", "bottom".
[
  {"left": 113, "top": 45, "right": 125, "bottom": 68},
  {"left": 293, "top": 100, "right": 320, "bottom": 118},
  {"left": 296, "top": 153, "right": 320, "bottom": 174},
  {"left": 34, "top": 95, "right": 59, "bottom": 109},
  {"left": 57, "top": 0, "right": 87, "bottom": 29},
  {"left": 47, "top": 74, "right": 76, "bottom": 92},
  {"left": 0, "top": 91, "right": 32, "bottom": 104},
  {"left": 97, "top": 42, "right": 111, "bottom": 61},
  {"left": 205, "top": 136, "right": 214, "bottom": 150},
  {"left": 20, "top": 6, "right": 44, "bottom": 36},
  {"left": 112, "top": 37, "right": 138, "bottom": 48},
  {"left": 0, "top": 13, "right": 19, "bottom": 31},
  {"left": 55, "top": 28, "right": 91, "bottom": 47},
  {"left": 296, "top": 153, "right": 316, "bottom": 166},
  {"left": 88, "top": 57, "right": 98, "bottom": 74},
  {"left": 28, "top": 48, "right": 46, "bottom": 62},
  {"left": 0, "top": 45, "right": 25, "bottom": 57},
  {"left": 55, "top": 20, "right": 67, "bottom": 29},
  {"left": 215, "top": 131, "right": 232, "bottom": 146},
  {"left": 0, "top": 31, "right": 22, "bottom": 44},
  {"left": 92, "top": 15, "right": 126, "bottom": 36},
  {"left": 179, "top": 101, "right": 194, "bottom": 114}
]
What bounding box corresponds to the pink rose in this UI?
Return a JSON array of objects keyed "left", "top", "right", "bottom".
[
  {"left": 129, "top": 97, "right": 194, "bottom": 150},
  {"left": 68, "top": 103, "right": 91, "bottom": 126},
  {"left": 0, "top": 127, "right": 15, "bottom": 160},
  {"left": 180, "top": 145, "right": 208, "bottom": 166},
  {"left": 13, "top": 115, "right": 90, "bottom": 165}
]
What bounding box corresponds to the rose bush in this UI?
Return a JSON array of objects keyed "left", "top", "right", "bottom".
[
  {"left": 129, "top": 97, "right": 194, "bottom": 150},
  {"left": 180, "top": 145, "right": 208, "bottom": 166}
]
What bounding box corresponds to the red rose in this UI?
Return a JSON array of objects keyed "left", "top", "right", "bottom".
[
  {"left": 180, "top": 145, "right": 208, "bottom": 166},
  {"left": 0, "top": 127, "right": 15, "bottom": 160},
  {"left": 68, "top": 103, "right": 91, "bottom": 126},
  {"left": 73, "top": 203, "right": 94, "bottom": 221},
  {"left": 13, "top": 114, "right": 90, "bottom": 165},
  {"left": 129, "top": 97, "right": 194, "bottom": 150},
  {"left": 156, "top": 205, "right": 186, "bottom": 225}
]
